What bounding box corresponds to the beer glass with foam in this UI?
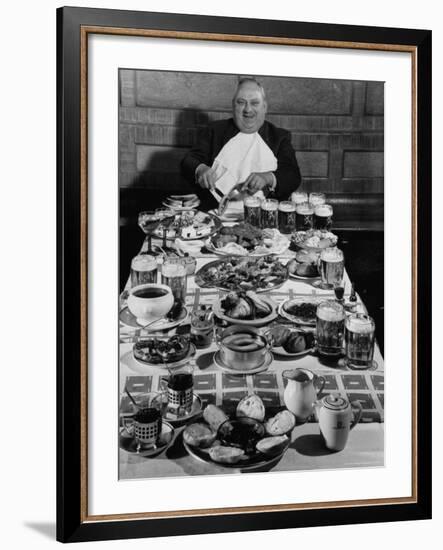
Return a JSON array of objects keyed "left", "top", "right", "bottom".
[
  {"left": 278, "top": 201, "right": 296, "bottom": 233},
  {"left": 130, "top": 254, "right": 158, "bottom": 287},
  {"left": 295, "top": 202, "right": 314, "bottom": 231},
  {"left": 319, "top": 247, "right": 344, "bottom": 289},
  {"left": 345, "top": 313, "right": 376, "bottom": 369},
  {"left": 260, "top": 198, "right": 279, "bottom": 229},
  {"left": 243, "top": 195, "right": 262, "bottom": 227},
  {"left": 290, "top": 191, "right": 308, "bottom": 207},
  {"left": 316, "top": 300, "right": 345, "bottom": 357},
  {"left": 314, "top": 204, "right": 333, "bottom": 230}
]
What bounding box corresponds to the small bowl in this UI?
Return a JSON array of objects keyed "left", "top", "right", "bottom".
[
  {"left": 217, "top": 417, "right": 265, "bottom": 454},
  {"left": 127, "top": 283, "right": 174, "bottom": 325}
]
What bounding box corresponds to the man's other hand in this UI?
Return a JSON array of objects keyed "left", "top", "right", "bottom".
[
  {"left": 195, "top": 164, "right": 217, "bottom": 190},
  {"left": 241, "top": 172, "right": 273, "bottom": 195}
]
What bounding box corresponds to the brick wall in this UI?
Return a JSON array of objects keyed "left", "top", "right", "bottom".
[{"left": 119, "top": 70, "right": 384, "bottom": 229}]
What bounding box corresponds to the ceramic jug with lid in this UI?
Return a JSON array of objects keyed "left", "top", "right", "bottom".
[
  {"left": 315, "top": 393, "right": 363, "bottom": 451},
  {"left": 282, "top": 368, "right": 325, "bottom": 422}
]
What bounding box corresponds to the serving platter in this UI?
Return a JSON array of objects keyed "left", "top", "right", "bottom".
[
  {"left": 154, "top": 210, "right": 221, "bottom": 241},
  {"left": 195, "top": 256, "right": 288, "bottom": 293},
  {"left": 183, "top": 435, "right": 290, "bottom": 472}
]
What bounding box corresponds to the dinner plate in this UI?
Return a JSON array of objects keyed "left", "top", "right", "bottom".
[
  {"left": 272, "top": 344, "right": 316, "bottom": 358},
  {"left": 288, "top": 271, "right": 320, "bottom": 281},
  {"left": 183, "top": 437, "right": 290, "bottom": 472},
  {"left": 119, "top": 304, "right": 188, "bottom": 331},
  {"left": 132, "top": 343, "right": 196, "bottom": 370},
  {"left": 162, "top": 199, "right": 201, "bottom": 211},
  {"left": 212, "top": 295, "right": 278, "bottom": 327},
  {"left": 278, "top": 297, "right": 325, "bottom": 326},
  {"left": 119, "top": 421, "right": 175, "bottom": 457},
  {"left": 205, "top": 240, "right": 289, "bottom": 258},
  {"left": 213, "top": 349, "right": 273, "bottom": 375}
]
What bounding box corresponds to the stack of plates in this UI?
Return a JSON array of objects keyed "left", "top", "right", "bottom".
[{"left": 163, "top": 194, "right": 200, "bottom": 211}]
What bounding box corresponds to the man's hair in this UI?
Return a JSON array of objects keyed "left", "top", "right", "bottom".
[{"left": 233, "top": 77, "right": 266, "bottom": 102}]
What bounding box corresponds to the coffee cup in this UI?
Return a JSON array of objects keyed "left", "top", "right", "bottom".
[{"left": 122, "top": 407, "right": 162, "bottom": 449}]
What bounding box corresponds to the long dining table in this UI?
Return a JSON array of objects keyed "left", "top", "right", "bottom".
[{"left": 119, "top": 233, "right": 384, "bottom": 480}]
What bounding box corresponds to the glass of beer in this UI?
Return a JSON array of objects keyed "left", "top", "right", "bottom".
[
  {"left": 244, "top": 195, "right": 262, "bottom": 227},
  {"left": 318, "top": 247, "right": 344, "bottom": 289},
  {"left": 290, "top": 191, "right": 308, "bottom": 206},
  {"left": 295, "top": 202, "right": 314, "bottom": 231},
  {"left": 278, "top": 201, "right": 296, "bottom": 233},
  {"left": 316, "top": 300, "right": 345, "bottom": 358},
  {"left": 314, "top": 204, "right": 333, "bottom": 230},
  {"left": 309, "top": 192, "right": 326, "bottom": 208},
  {"left": 161, "top": 258, "right": 187, "bottom": 303},
  {"left": 345, "top": 313, "right": 376, "bottom": 369},
  {"left": 260, "top": 198, "right": 279, "bottom": 229},
  {"left": 130, "top": 254, "right": 158, "bottom": 287}
]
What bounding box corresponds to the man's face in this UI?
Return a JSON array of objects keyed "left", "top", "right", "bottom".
[{"left": 232, "top": 82, "right": 267, "bottom": 133}]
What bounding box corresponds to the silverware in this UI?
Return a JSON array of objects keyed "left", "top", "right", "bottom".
[{"left": 217, "top": 181, "right": 245, "bottom": 216}]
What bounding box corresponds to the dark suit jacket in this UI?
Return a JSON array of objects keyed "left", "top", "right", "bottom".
[{"left": 181, "top": 118, "right": 301, "bottom": 206}]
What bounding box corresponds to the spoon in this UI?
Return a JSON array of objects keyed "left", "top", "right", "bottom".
[{"left": 125, "top": 386, "right": 139, "bottom": 410}]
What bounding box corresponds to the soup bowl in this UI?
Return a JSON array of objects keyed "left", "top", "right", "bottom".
[
  {"left": 127, "top": 283, "right": 174, "bottom": 325},
  {"left": 217, "top": 325, "right": 271, "bottom": 371}
]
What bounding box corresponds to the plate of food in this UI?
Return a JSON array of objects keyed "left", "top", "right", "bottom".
[
  {"left": 195, "top": 256, "right": 288, "bottom": 292},
  {"left": 278, "top": 296, "right": 324, "bottom": 326},
  {"left": 183, "top": 396, "right": 294, "bottom": 471},
  {"left": 162, "top": 194, "right": 201, "bottom": 211},
  {"left": 286, "top": 250, "right": 320, "bottom": 280},
  {"left": 206, "top": 223, "right": 290, "bottom": 257},
  {"left": 154, "top": 210, "right": 221, "bottom": 241},
  {"left": 291, "top": 229, "right": 338, "bottom": 253},
  {"left": 266, "top": 325, "right": 316, "bottom": 357},
  {"left": 132, "top": 334, "right": 196, "bottom": 369},
  {"left": 213, "top": 290, "right": 278, "bottom": 326}
]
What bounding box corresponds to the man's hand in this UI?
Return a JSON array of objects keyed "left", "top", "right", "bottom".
[
  {"left": 195, "top": 164, "right": 217, "bottom": 190},
  {"left": 241, "top": 172, "right": 274, "bottom": 195}
]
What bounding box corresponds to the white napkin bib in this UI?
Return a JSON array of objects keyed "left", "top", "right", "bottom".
[{"left": 212, "top": 132, "right": 278, "bottom": 196}]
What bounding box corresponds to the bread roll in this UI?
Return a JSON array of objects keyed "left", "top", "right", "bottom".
[
  {"left": 203, "top": 404, "right": 229, "bottom": 432},
  {"left": 256, "top": 435, "right": 289, "bottom": 456},
  {"left": 236, "top": 394, "right": 265, "bottom": 422},
  {"left": 265, "top": 410, "right": 296, "bottom": 436},
  {"left": 208, "top": 446, "right": 245, "bottom": 464},
  {"left": 183, "top": 423, "right": 216, "bottom": 448}
]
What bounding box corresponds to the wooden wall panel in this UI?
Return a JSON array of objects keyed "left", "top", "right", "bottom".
[{"left": 119, "top": 70, "right": 384, "bottom": 229}]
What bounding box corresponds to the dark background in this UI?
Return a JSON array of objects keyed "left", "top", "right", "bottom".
[{"left": 119, "top": 70, "right": 384, "bottom": 351}]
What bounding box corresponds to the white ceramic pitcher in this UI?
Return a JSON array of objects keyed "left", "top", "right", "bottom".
[{"left": 282, "top": 368, "right": 325, "bottom": 422}]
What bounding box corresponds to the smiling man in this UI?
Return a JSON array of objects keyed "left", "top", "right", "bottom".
[{"left": 181, "top": 77, "right": 301, "bottom": 208}]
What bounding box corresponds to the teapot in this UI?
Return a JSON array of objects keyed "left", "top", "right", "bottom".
[
  {"left": 282, "top": 368, "right": 325, "bottom": 422},
  {"left": 315, "top": 394, "right": 362, "bottom": 451}
]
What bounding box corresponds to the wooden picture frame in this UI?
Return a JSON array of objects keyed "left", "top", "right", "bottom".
[{"left": 57, "top": 6, "right": 432, "bottom": 543}]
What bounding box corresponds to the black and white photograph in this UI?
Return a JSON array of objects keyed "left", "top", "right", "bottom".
[{"left": 118, "top": 69, "right": 385, "bottom": 480}]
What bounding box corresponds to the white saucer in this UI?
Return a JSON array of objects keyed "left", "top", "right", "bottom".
[
  {"left": 119, "top": 421, "right": 175, "bottom": 457},
  {"left": 213, "top": 350, "right": 273, "bottom": 375},
  {"left": 155, "top": 393, "right": 203, "bottom": 425},
  {"left": 119, "top": 305, "right": 188, "bottom": 331}
]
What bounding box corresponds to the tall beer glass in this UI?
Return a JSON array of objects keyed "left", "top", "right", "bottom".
[
  {"left": 309, "top": 192, "right": 326, "bottom": 208},
  {"left": 316, "top": 300, "right": 345, "bottom": 357},
  {"left": 319, "top": 247, "right": 344, "bottom": 289},
  {"left": 295, "top": 202, "right": 314, "bottom": 231},
  {"left": 161, "top": 258, "right": 187, "bottom": 303},
  {"left": 314, "top": 204, "right": 333, "bottom": 230},
  {"left": 278, "top": 201, "right": 296, "bottom": 233},
  {"left": 345, "top": 313, "right": 376, "bottom": 369},
  {"left": 290, "top": 191, "right": 308, "bottom": 207},
  {"left": 244, "top": 195, "right": 262, "bottom": 227},
  {"left": 130, "top": 254, "right": 158, "bottom": 287},
  {"left": 260, "top": 198, "right": 279, "bottom": 229}
]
